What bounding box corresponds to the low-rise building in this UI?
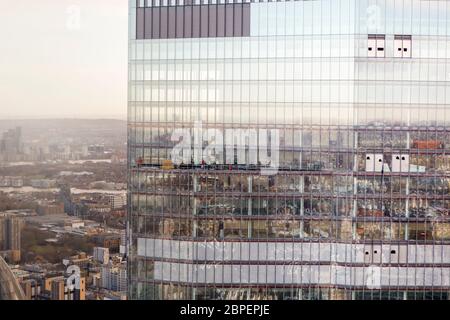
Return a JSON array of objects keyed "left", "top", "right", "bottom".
[
  {"left": 30, "top": 179, "right": 56, "bottom": 189},
  {"left": 63, "top": 253, "right": 91, "bottom": 271},
  {"left": 41, "top": 275, "right": 86, "bottom": 301},
  {"left": 93, "top": 234, "right": 121, "bottom": 252},
  {"left": 0, "top": 176, "right": 24, "bottom": 188},
  {"left": 37, "top": 201, "right": 64, "bottom": 216},
  {"left": 107, "top": 194, "right": 126, "bottom": 209},
  {"left": 20, "top": 278, "right": 42, "bottom": 300}
]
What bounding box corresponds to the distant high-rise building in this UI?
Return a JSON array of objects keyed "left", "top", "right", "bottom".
[
  {"left": 119, "top": 230, "right": 126, "bottom": 255},
  {"left": 0, "top": 213, "right": 23, "bottom": 263},
  {"left": 101, "top": 262, "right": 127, "bottom": 293},
  {"left": 93, "top": 247, "right": 110, "bottom": 265},
  {"left": 0, "top": 127, "right": 22, "bottom": 161},
  {"left": 128, "top": 0, "right": 450, "bottom": 300}
]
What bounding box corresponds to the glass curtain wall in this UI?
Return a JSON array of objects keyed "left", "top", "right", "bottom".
[{"left": 128, "top": 0, "right": 450, "bottom": 300}]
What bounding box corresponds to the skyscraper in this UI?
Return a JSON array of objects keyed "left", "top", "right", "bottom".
[
  {"left": 0, "top": 127, "right": 22, "bottom": 162},
  {"left": 0, "top": 213, "right": 23, "bottom": 263},
  {"left": 128, "top": 0, "right": 450, "bottom": 300}
]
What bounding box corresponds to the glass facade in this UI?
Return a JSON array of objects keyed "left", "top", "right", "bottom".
[{"left": 128, "top": 0, "right": 450, "bottom": 300}]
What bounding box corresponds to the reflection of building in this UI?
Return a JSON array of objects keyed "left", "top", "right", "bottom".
[
  {"left": 0, "top": 213, "right": 23, "bottom": 263},
  {"left": 128, "top": 1, "right": 450, "bottom": 300}
]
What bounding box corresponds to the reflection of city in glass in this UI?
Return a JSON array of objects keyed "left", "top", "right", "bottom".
[{"left": 128, "top": 0, "right": 450, "bottom": 300}]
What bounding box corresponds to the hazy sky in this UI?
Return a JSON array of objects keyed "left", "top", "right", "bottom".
[{"left": 0, "top": 0, "right": 128, "bottom": 119}]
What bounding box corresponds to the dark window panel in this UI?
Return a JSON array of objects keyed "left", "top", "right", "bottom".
[
  {"left": 144, "top": 8, "right": 152, "bottom": 39},
  {"left": 168, "top": 7, "right": 176, "bottom": 39},
  {"left": 136, "top": 8, "right": 145, "bottom": 40},
  {"left": 233, "top": 4, "right": 242, "bottom": 37},
  {"left": 152, "top": 7, "right": 160, "bottom": 39},
  {"left": 184, "top": 6, "right": 192, "bottom": 38},
  {"left": 192, "top": 6, "right": 201, "bottom": 38},
  {"left": 160, "top": 7, "right": 168, "bottom": 39},
  {"left": 200, "top": 5, "right": 209, "bottom": 38},
  {"left": 242, "top": 4, "right": 251, "bottom": 36},
  {"left": 217, "top": 5, "right": 225, "bottom": 37},
  {"left": 176, "top": 7, "right": 185, "bottom": 38},
  {"left": 139, "top": 3, "right": 250, "bottom": 40},
  {"left": 225, "top": 4, "right": 234, "bottom": 37},
  {"left": 208, "top": 5, "right": 217, "bottom": 37}
]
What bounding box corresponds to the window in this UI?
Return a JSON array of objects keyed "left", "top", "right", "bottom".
[
  {"left": 136, "top": 3, "right": 251, "bottom": 39},
  {"left": 368, "top": 34, "right": 385, "bottom": 58},
  {"left": 392, "top": 154, "right": 410, "bottom": 172},
  {"left": 394, "top": 35, "right": 412, "bottom": 58},
  {"left": 365, "top": 153, "right": 384, "bottom": 172}
]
